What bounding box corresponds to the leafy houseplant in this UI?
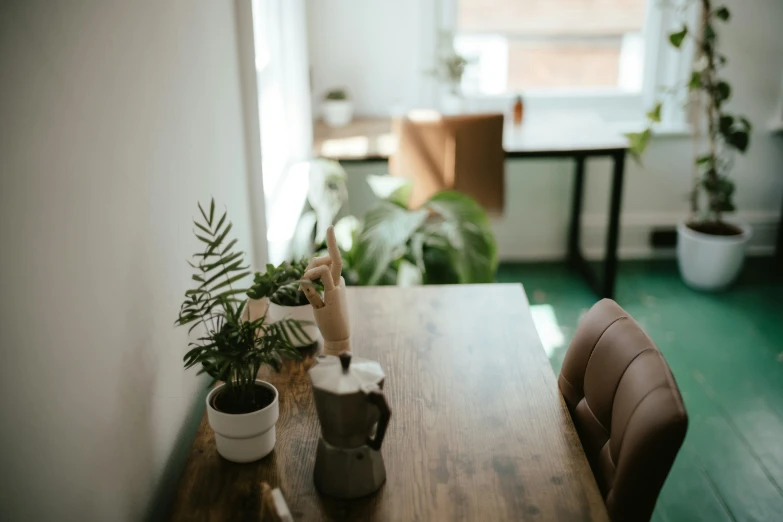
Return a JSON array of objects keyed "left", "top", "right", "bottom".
[
  {"left": 322, "top": 87, "right": 353, "bottom": 128},
  {"left": 176, "top": 200, "right": 300, "bottom": 462},
  {"left": 247, "top": 259, "right": 320, "bottom": 348},
  {"left": 295, "top": 172, "right": 498, "bottom": 287},
  {"left": 627, "top": 1, "right": 753, "bottom": 290}
]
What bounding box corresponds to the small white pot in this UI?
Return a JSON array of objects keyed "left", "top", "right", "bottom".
[
  {"left": 266, "top": 301, "right": 318, "bottom": 347},
  {"left": 322, "top": 100, "right": 353, "bottom": 127},
  {"left": 677, "top": 220, "right": 752, "bottom": 291},
  {"left": 206, "top": 380, "right": 279, "bottom": 463}
]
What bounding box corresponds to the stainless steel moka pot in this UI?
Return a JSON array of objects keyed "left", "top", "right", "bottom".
[{"left": 308, "top": 352, "right": 391, "bottom": 499}]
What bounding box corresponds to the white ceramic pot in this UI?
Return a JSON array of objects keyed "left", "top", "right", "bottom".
[
  {"left": 677, "top": 220, "right": 752, "bottom": 291},
  {"left": 206, "top": 380, "right": 279, "bottom": 463},
  {"left": 267, "top": 301, "right": 318, "bottom": 348},
  {"left": 322, "top": 100, "right": 353, "bottom": 127}
]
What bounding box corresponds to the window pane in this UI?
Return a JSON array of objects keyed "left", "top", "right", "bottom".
[{"left": 456, "top": 0, "right": 647, "bottom": 91}]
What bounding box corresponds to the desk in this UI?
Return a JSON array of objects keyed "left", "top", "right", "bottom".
[
  {"left": 167, "top": 285, "right": 609, "bottom": 522},
  {"left": 314, "top": 113, "right": 628, "bottom": 299}
]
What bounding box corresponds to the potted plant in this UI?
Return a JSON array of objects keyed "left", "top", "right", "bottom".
[
  {"left": 294, "top": 174, "right": 498, "bottom": 286},
  {"left": 247, "top": 258, "right": 319, "bottom": 348},
  {"left": 321, "top": 88, "right": 353, "bottom": 128},
  {"left": 628, "top": 2, "right": 752, "bottom": 290},
  {"left": 428, "top": 31, "right": 470, "bottom": 114},
  {"left": 176, "top": 200, "right": 300, "bottom": 463}
]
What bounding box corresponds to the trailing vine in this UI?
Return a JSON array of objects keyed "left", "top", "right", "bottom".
[{"left": 628, "top": 1, "right": 751, "bottom": 227}]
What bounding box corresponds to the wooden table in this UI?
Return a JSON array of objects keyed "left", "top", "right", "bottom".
[
  {"left": 167, "top": 285, "right": 609, "bottom": 521},
  {"left": 314, "top": 113, "right": 628, "bottom": 299}
]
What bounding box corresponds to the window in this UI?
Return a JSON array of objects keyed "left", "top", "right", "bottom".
[
  {"left": 455, "top": 0, "right": 648, "bottom": 94},
  {"left": 441, "top": 0, "right": 697, "bottom": 129}
]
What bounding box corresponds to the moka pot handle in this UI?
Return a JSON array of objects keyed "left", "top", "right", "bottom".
[{"left": 362, "top": 385, "right": 391, "bottom": 451}]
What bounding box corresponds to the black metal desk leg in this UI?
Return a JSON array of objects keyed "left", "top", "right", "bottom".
[
  {"left": 776, "top": 192, "right": 783, "bottom": 268},
  {"left": 603, "top": 151, "right": 626, "bottom": 299},
  {"left": 568, "top": 155, "right": 586, "bottom": 265}
]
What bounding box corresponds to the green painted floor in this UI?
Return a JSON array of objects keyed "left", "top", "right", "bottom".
[{"left": 497, "top": 259, "right": 783, "bottom": 522}]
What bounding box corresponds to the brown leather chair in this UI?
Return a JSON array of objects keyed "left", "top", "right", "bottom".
[
  {"left": 558, "top": 299, "right": 687, "bottom": 522},
  {"left": 389, "top": 112, "right": 504, "bottom": 213}
]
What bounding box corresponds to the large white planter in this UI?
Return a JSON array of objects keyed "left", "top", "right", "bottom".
[
  {"left": 206, "top": 380, "right": 279, "bottom": 463},
  {"left": 677, "top": 220, "right": 752, "bottom": 291},
  {"left": 266, "top": 301, "right": 318, "bottom": 348},
  {"left": 322, "top": 100, "right": 353, "bottom": 127}
]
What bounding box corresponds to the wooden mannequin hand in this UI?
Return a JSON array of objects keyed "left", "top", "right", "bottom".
[{"left": 299, "top": 226, "right": 351, "bottom": 355}]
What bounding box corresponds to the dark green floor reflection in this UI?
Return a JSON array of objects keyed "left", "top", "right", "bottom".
[{"left": 497, "top": 259, "right": 783, "bottom": 522}]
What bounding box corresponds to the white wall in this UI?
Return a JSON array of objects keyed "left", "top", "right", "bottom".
[
  {"left": 309, "top": 0, "right": 783, "bottom": 259},
  {"left": 307, "top": 0, "right": 438, "bottom": 116},
  {"left": 0, "top": 1, "right": 260, "bottom": 520}
]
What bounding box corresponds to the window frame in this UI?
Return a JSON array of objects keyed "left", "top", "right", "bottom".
[{"left": 438, "top": 0, "right": 698, "bottom": 131}]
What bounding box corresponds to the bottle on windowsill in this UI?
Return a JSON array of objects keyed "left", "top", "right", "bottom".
[{"left": 512, "top": 95, "right": 524, "bottom": 126}]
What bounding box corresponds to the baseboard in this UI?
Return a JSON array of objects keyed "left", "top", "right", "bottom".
[{"left": 497, "top": 211, "right": 780, "bottom": 262}]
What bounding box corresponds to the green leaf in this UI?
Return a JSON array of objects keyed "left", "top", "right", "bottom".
[
  {"left": 366, "top": 175, "right": 413, "bottom": 208},
  {"left": 728, "top": 130, "right": 749, "bottom": 153},
  {"left": 719, "top": 114, "right": 734, "bottom": 134},
  {"left": 209, "top": 199, "right": 215, "bottom": 225},
  {"left": 208, "top": 271, "right": 251, "bottom": 294},
  {"left": 696, "top": 154, "right": 713, "bottom": 166},
  {"left": 646, "top": 103, "right": 662, "bottom": 123},
  {"left": 207, "top": 222, "right": 233, "bottom": 257},
  {"left": 739, "top": 117, "right": 753, "bottom": 132},
  {"left": 688, "top": 71, "right": 701, "bottom": 90},
  {"left": 714, "top": 6, "right": 730, "bottom": 21},
  {"left": 194, "top": 221, "right": 212, "bottom": 236},
  {"left": 200, "top": 259, "right": 245, "bottom": 289},
  {"left": 194, "top": 233, "right": 213, "bottom": 245},
  {"left": 203, "top": 251, "right": 243, "bottom": 272},
  {"left": 214, "top": 210, "right": 227, "bottom": 233},
  {"left": 333, "top": 215, "right": 360, "bottom": 252},
  {"left": 198, "top": 202, "right": 209, "bottom": 225},
  {"left": 669, "top": 27, "right": 687, "bottom": 48},
  {"left": 715, "top": 81, "right": 731, "bottom": 104},
  {"left": 625, "top": 129, "right": 651, "bottom": 163},
  {"left": 421, "top": 191, "right": 497, "bottom": 284},
  {"left": 704, "top": 24, "right": 716, "bottom": 42},
  {"left": 352, "top": 201, "right": 428, "bottom": 285},
  {"left": 221, "top": 238, "right": 238, "bottom": 256}
]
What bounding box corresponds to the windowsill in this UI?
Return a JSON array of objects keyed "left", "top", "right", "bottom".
[{"left": 609, "top": 121, "right": 693, "bottom": 137}]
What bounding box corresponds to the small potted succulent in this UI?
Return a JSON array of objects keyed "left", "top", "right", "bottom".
[
  {"left": 321, "top": 88, "right": 353, "bottom": 127},
  {"left": 247, "top": 258, "right": 319, "bottom": 348},
  {"left": 628, "top": 2, "right": 752, "bottom": 290},
  {"left": 176, "top": 200, "right": 300, "bottom": 463},
  {"left": 428, "top": 31, "right": 470, "bottom": 114}
]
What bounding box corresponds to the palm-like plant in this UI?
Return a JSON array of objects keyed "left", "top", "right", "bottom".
[{"left": 176, "top": 200, "right": 300, "bottom": 413}]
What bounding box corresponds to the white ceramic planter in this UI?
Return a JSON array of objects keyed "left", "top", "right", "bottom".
[
  {"left": 266, "top": 301, "right": 318, "bottom": 347},
  {"left": 206, "top": 380, "right": 279, "bottom": 463},
  {"left": 322, "top": 100, "right": 353, "bottom": 127},
  {"left": 677, "top": 220, "right": 752, "bottom": 291}
]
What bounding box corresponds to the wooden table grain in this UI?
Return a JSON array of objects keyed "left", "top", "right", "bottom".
[{"left": 167, "top": 285, "right": 609, "bottom": 522}]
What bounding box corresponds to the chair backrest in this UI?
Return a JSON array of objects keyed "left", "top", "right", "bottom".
[
  {"left": 389, "top": 113, "right": 504, "bottom": 212},
  {"left": 558, "top": 299, "right": 688, "bottom": 522}
]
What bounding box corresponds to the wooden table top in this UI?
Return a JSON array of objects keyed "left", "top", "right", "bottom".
[
  {"left": 313, "top": 111, "right": 628, "bottom": 162},
  {"left": 167, "top": 285, "right": 609, "bottom": 522}
]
